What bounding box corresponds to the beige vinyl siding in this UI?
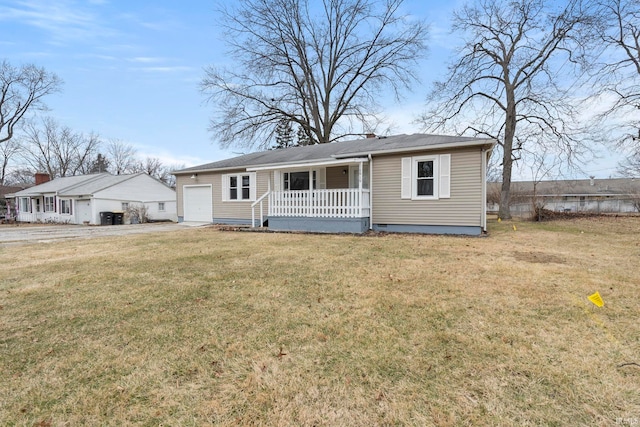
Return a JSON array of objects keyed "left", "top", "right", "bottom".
[
  {"left": 326, "top": 166, "right": 349, "bottom": 189},
  {"left": 176, "top": 170, "right": 270, "bottom": 221},
  {"left": 372, "top": 148, "right": 483, "bottom": 227}
]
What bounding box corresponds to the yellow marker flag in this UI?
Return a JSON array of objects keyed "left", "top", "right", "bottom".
[
  {"left": 512, "top": 224, "right": 517, "bottom": 231},
  {"left": 588, "top": 291, "right": 604, "bottom": 307}
]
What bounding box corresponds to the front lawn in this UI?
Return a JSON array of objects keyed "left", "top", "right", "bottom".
[{"left": 1, "top": 218, "right": 639, "bottom": 425}]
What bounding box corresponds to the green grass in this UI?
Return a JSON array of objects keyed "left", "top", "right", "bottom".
[{"left": 1, "top": 218, "right": 639, "bottom": 425}]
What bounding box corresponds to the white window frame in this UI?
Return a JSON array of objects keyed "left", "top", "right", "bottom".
[
  {"left": 44, "top": 195, "right": 55, "bottom": 212},
  {"left": 412, "top": 155, "right": 439, "bottom": 200},
  {"left": 222, "top": 172, "right": 257, "bottom": 202},
  {"left": 20, "top": 197, "right": 31, "bottom": 213},
  {"left": 283, "top": 170, "right": 317, "bottom": 191},
  {"left": 158, "top": 202, "right": 165, "bottom": 211},
  {"left": 122, "top": 202, "right": 129, "bottom": 210},
  {"left": 60, "top": 199, "right": 72, "bottom": 215},
  {"left": 401, "top": 154, "right": 451, "bottom": 201}
]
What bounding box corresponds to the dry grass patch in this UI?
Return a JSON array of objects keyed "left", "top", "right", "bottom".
[{"left": 1, "top": 218, "right": 639, "bottom": 425}]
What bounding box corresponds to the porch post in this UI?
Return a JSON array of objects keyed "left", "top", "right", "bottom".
[
  {"left": 358, "top": 161, "right": 363, "bottom": 217},
  {"left": 308, "top": 168, "right": 313, "bottom": 216}
]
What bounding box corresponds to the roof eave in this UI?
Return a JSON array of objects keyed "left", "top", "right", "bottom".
[{"left": 332, "top": 139, "right": 497, "bottom": 159}]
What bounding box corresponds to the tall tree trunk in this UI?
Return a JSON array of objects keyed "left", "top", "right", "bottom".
[{"left": 499, "top": 86, "right": 517, "bottom": 220}]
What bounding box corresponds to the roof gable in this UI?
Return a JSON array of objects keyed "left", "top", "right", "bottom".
[{"left": 13, "top": 173, "right": 149, "bottom": 197}]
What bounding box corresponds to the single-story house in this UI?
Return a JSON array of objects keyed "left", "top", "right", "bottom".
[
  {"left": 173, "top": 134, "right": 495, "bottom": 235},
  {"left": 10, "top": 172, "right": 177, "bottom": 225},
  {"left": 488, "top": 178, "right": 640, "bottom": 215}
]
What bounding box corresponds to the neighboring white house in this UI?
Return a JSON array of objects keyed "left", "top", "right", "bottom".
[{"left": 11, "top": 172, "right": 177, "bottom": 225}]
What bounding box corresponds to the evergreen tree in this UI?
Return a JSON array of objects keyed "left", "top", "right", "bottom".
[
  {"left": 90, "top": 153, "right": 110, "bottom": 173},
  {"left": 273, "top": 118, "right": 295, "bottom": 149},
  {"left": 296, "top": 125, "right": 312, "bottom": 146}
]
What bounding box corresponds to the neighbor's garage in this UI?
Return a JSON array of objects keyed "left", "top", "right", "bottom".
[{"left": 183, "top": 185, "right": 212, "bottom": 222}]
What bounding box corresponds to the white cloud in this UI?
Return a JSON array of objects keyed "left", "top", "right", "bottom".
[
  {"left": 0, "top": 0, "right": 116, "bottom": 43},
  {"left": 130, "top": 66, "right": 193, "bottom": 73},
  {"left": 128, "top": 57, "right": 169, "bottom": 64}
]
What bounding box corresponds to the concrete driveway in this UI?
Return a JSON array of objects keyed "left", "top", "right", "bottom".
[{"left": 0, "top": 222, "right": 202, "bottom": 247}]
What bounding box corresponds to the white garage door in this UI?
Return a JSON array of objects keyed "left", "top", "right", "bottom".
[{"left": 184, "top": 185, "right": 212, "bottom": 222}]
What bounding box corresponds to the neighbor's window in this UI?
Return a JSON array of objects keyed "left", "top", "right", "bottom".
[
  {"left": 60, "top": 199, "right": 72, "bottom": 215},
  {"left": 122, "top": 202, "right": 129, "bottom": 210},
  {"left": 44, "top": 196, "right": 55, "bottom": 212},
  {"left": 158, "top": 202, "right": 165, "bottom": 211},
  {"left": 223, "top": 173, "right": 256, "bottom": 201},
  {"left": 20, "top": 197, "right": 31, "bottom": 213}
]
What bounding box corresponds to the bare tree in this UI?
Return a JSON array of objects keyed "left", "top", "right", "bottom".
[
  {"left": 589, "top": 0, "right": 640, "bottom": 174},
  {"left": 521, "top": 143, "right": 563, "bottom": 220},
  {"left": 202, "top": 0, "right": 428, "bottom": 150},
  {"left": 106, "top": 139, "right": 138, "bottom": 175},
  {"left": 3, "top": 167, "right": 35, "bottom": 185},
  {"left": 0, "top": 137, "right": 21, "bottom": 185},
  {"left": 20, "top": 117, "right": 101, "bottom": 178},
  {"left": 133, "top": 156, "right": 164, "bottom": 177},
  {"left": 421, "top": 0, "right": 593, "bottom": 219},
  {"left": 130, "top": 156, "right": 176, "bottom": 186},
  {"left": 617, "top": 148, "right": 640, "bottom": 177},
  {"left": 0, "top": 60, "right": 62, "bottom": 144}
]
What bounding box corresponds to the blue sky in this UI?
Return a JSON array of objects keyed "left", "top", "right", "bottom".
[{"left": 0, "top": 0, "right": 622, "bottom": 178}]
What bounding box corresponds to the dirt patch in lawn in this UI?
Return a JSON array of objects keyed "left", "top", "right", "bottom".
[{"left": 513, "top": 250, "right": 567, "bottom": 264}]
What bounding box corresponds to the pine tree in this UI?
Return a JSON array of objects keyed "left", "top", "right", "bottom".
[
  {"left": 90, "top": 153, "right": 110, "bottom": 173},
  {"left": 296, "top": 125, "right": 312, "bottom": 146},
  {"left": 273, "top": 118, "right": 295, "bottom": 149}
]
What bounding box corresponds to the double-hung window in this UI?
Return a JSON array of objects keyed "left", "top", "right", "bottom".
[
  {"left": 222, "top": 172, "right": 256, "bottom": 201},
  {"left": 60, "top": 199, "right": 72, "bottom": 215},
  {"left": 415, "top": 158, "right": 435, "bottom": 197},
  {"left": 44, "top": 196, "right": 55, "bottom": 212},
  {"left": 20, "top": 197, "right": 31, "bottom": 213},
  {"left": 401, "top": 154, "right": 451, "bottom": 200}
]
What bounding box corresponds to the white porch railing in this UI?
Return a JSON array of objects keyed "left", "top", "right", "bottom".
[
  {"left": 16, "top": 212, "right": 43, "bottom": 222},
  {"left": 269, "top": 189, "right": 370, "bottom": 218},
  {"left": 251, "top": 191, "right": 270, "bottom": 228}
]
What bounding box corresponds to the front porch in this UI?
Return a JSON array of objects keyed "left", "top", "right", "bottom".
[
  {"left": 250, "top": 158, "right": 371, "bottom": 233},
  {"left": 270, "top": 188, "right": 370, "bottom": 218}
]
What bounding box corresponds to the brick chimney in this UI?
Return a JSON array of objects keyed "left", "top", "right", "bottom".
[
  {"left": 35, "top": 173, "right": 51, "bottom": 185},
  {"left": 365, "top": 133, "right": 376, "bottom": 139}
]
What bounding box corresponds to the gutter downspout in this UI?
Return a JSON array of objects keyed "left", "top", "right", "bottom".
[
  {"left": 368, "top": 154, "right": 373, "bottom": 230},
  {"left": 481, "top": 148, "right": 487, "bottom": 232}
]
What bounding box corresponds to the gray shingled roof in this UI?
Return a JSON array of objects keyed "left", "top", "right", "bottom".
[
  {"left": 14, "top": 173, "right": 144, "bottom": 197},
  {"left": 61, "top": 173, "right": 139, "bottom": 196},
  {"left": 174, "top": 133, "right": 495, "bottom": 174}
]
